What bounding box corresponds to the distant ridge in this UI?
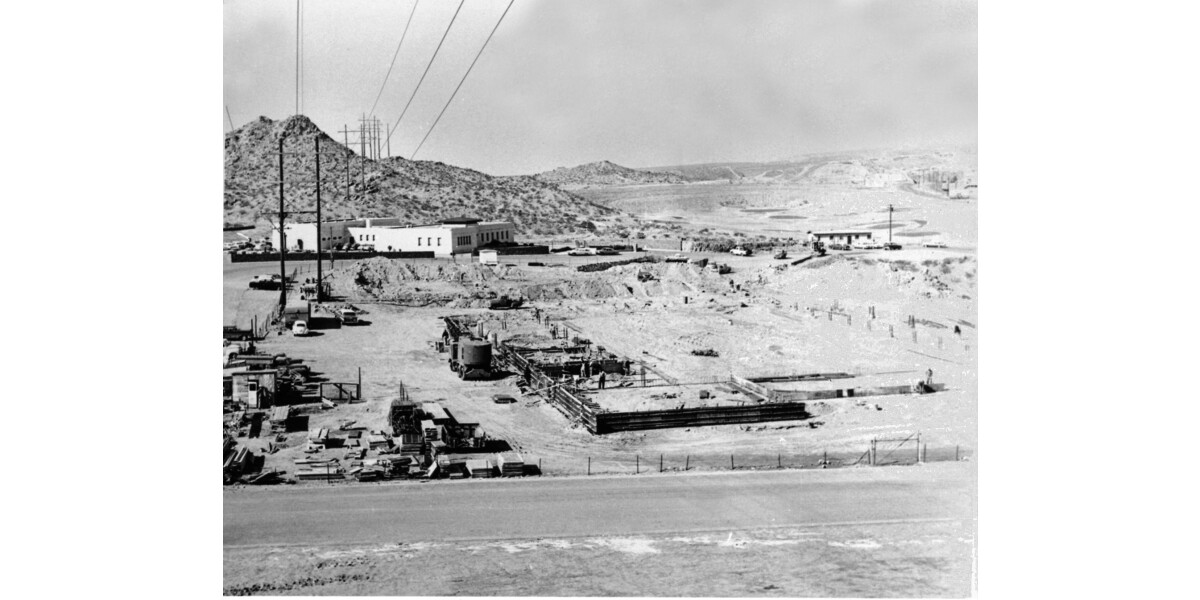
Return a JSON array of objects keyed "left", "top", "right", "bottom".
[{"left": 534, "top": 160, "right": 686, "bottom": 187}]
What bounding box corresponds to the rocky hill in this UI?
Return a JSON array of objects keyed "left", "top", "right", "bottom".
[
  {"left": 534, "top": 160, "right": 686, "bottom": 187},
  {"left": 224, "top": 116, "right": 630, "bottom": 235}
]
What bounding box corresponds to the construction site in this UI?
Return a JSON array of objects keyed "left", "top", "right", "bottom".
[
  {"left": 219, "top": 2, "right": 979, "bottom": 596},
  {"left": 224, "top": 226, "right": 976, "bottom": 483}
]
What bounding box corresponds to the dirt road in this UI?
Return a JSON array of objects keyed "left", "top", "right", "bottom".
[{"left": 224, "top": 462, "right": 973, "bottom": 547}]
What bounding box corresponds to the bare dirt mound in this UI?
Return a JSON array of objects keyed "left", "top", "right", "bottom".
[{"left": 329, "top": 258, "right": 727, "bottom": 307}]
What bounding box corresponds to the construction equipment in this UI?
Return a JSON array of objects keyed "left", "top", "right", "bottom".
[
  {"left": 448, "top": 337, "right": 496, "bottom": 380},
  {"left": 812, "top": 240, "right": 827, "bottom": 256},
  {"left": 488, "top": 296, "right": 523, "bottom": 310},
  {"left": 773, "top": 249, "right": 788, "bottom": 260}
]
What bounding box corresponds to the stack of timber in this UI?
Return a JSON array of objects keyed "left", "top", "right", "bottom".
[
  {"left": 496, "top": 453, "right": 524, "bottom": 477},
  {"left": 465, "top": 459, "right": 493, "bottom": 478}
]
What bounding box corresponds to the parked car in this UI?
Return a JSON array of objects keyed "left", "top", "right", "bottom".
[
  {"left": 827, "top": 242, "right": 850, "bottom": 251},
  {"left": 730, "top": 246, "right": 751, "bottom": 256},
  {"left": 595, "top": 248, "right": 619, "bottom": 256},
  {"left": 492, "top": 394, "right": 517, "bottom": 404},
  {"left": 923, "top": 241, "right": 948, "bottom": 248},
  {"left": 568, "top": 247, "right": 597, "bottom": 256},
  {"left": 339, "top": 309, "right": 358, "bottom": 325},
  {"left": 883, "top": 242, "right": 902, "bottom": 251},
  {"left": 773, "top": 249, "right": 788, "bottom": 259},
  {"left": 852, "top": 240, "right": 882, "bottom": 250},
  {"left": 292, "top": 320, "right": 309, "bottom": 336},
  {"left": 665, "top": 253, "right": 688, "bottom": 263}
]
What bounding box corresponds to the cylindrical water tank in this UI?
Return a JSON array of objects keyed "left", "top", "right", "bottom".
[{"left": 460, "top": 339, "right": 492, "bottom": 368}]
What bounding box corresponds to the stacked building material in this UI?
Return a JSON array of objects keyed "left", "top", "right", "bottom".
[
  {"left": 465, "top": 459, "right": 493, "bottom": 478},
  {"left": 421, "top": 419, "right": 438, "bottom": 440},
  {"left": 366, "top": 433, "right": 392, "bottom": 450},
  {"left": 296, "top": 468, "right": 344, "bottom": 480},
  {"left": 496, "top": 453, "right": 524, "bottom": 477},
  {"left": 269, "top": 406, "right": 291, "bottom": 432},
  {"left": 396, "top": 433, "right": 423, "bottom": 455}
]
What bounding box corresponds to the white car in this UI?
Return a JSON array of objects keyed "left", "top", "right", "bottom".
[
  {"left": 339, "top": 309, "right": 358, "bottom": 325},
  {"left": 292, "top": 320, "right": 309, "bottom": 336},
  {"left": 568, "top": 247, "right": 597, "bottom": 256},
  {"left": 730, "top": 246, "right": 750, "bottom": 256}
]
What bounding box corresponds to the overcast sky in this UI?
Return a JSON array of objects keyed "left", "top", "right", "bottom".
[{"left": 224, "top": 0, "right": 976, "bottom": 176}]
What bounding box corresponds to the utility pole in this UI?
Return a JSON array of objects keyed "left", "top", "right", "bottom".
[
  {"left": 278, "top": 138, "right": 287, "bottom": 307},
  {"left": 315, "top": 135, "right": 323, "bottom": 302},
  {"left": 888, "top": 204, "right": 894, "bottom": 243},
  {"left": 341, "top": 125, "right": 352, "bottom": 202}
]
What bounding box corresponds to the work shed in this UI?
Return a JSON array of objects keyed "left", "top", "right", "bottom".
[{"left": 231, "top": 371, "right": 276, "bottom": 409}]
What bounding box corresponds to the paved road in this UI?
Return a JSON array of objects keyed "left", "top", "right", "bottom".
[{"left": 225, "top": 463, "right": 974, "bottom": 547}]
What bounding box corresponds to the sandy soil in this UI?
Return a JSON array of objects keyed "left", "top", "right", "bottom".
[{"left": 223, "top": 518, "right": 974, "bottom": 596}]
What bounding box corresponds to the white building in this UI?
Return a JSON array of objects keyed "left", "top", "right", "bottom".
[
  {"left": 272, "top": 217, "right": 517, "bottom": 257},
  {"left": 807, "top": 230, "right": 874, "bottom": 245}
]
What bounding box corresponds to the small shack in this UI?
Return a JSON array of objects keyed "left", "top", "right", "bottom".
[{"left": 231, "top": 371, "right": 276, "bottom": 409}]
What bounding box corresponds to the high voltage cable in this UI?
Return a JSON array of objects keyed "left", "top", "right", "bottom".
[
  {"left": 295, "top": 0, "right": 300, "bottom": 114},
  {"left": 412, "top": 0, "right": 516, "bottom": 159},
  {"left": 385, "top": 0, "right": 465, "bottom": 150},
  {"left": 368, "top": 0, "right": 421, "bottom": 119}
]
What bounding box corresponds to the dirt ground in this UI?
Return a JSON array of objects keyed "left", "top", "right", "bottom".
[{"left": 223, "top": 518, "right": 974, "bottom": 597}]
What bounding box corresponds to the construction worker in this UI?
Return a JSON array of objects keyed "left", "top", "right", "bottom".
[
  {"left": 598, "top": 371, "right": 607, "bottom": 390},
  {"left": 954, "top": 325, "right": 962, "bottom": 336}
]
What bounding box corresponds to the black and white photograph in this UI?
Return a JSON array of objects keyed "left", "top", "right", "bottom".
[
  {"left": 220, "top": 0, "right": 977, "bottom": 595},
  {"left": 17, "top": 0, "right": 1200, "bottom": 598}
]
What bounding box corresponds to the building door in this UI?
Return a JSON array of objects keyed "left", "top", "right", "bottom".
[{"left": 296, "top": 239, "right": 304, "bottom": 251}]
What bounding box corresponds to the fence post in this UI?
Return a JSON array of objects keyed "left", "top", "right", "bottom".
[
  {"left": 685, "top": 455, "right": 690, "bottom": 471},
  {"left": 730, "top": 454, "right": 734, "bottom": 470},
  {"left": 823, "top": 449, "right": 827, "bottom": 469},
  {"left": 890, "top": 325, "right": 894, "bottom": 338},
  {"left": 777, "top": 454, "right": 781, "bottom": 468},
  {"left": 660, "top": 454, "right": 663, "bottom": 472},
  {"left": 636, "top": 455, "right": 639, "bottom": 474},
  {"left": 916, "top": 433, "right": 921, "bottom": 463},
  {"left": 588, "top": 456, "right": 591, "bottom": 476}
]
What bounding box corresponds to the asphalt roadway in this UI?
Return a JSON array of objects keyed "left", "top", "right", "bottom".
[{"left": 224, "top": 463, "right": 974, "bottom": 548}]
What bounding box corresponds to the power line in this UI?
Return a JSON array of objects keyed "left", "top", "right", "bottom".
[
  {"left": 384, "top": 0, "right": 465, "bottom": 151},
  {"left": 412, "top": 0, "right": 516, "bottom": 159},
  {"left": 295, "top": 0, "right": 300, "bottom": 115},
  {"left": 368, "top": 0, "right": 421, "bottom": 119},
  {"left": 225, "top": 105, "right": 236, "bottom": 132}
]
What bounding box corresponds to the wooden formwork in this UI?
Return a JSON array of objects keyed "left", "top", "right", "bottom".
[{"left": 594, "top": 402, "right": 810, "bottom": 434}]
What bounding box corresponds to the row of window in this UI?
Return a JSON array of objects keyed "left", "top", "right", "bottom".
[
  {"left": 478, "top": 230, "right": 509, "bottom": 243},
  {"left": 417, "top": 237, "right": 442, "bottom": 247}
]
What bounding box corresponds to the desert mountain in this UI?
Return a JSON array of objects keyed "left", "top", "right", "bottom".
[
  {"left": 649, "top": 146, "right": 977, "bottom": 187},
  {"left": 224, "top": 116, "right": 627, "bottom": 234},
  {"left": 534, "top": 160, "right": 686, "bottom": 187}
]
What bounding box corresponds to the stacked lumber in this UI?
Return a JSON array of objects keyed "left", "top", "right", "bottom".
[
  {"left": 396, "top": 433, "right": 423, "bottom": 455},
  {"left": 465, "top": 459, "right": 493, "bottom": 478},
  {"left": 496, "top": 453, "right": 524, "bottom": 477}
]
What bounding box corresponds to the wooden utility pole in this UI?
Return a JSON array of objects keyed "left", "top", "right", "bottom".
[
  {"left": 315, "top": 135, "right": 323, "bottom": 302},
  {"left": 278, "top": 138, "right": 287, "bottom": 307},
  {"left": 888, "top": 204, "right": 894, "bottom": 243}
]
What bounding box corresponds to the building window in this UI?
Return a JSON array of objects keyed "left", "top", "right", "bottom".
[
  {"left": 418, "top": 238, "right": 422, "bottom": 246},
  {"left": 437, "top": 238, "right": 441, "bottom": 246}
]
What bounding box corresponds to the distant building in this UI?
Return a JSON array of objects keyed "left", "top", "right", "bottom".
[
  {"left": 807, "top": 230, "right": 873, "bottom": 245},
  {"left": 272, "top": 217, "right": 517, "bottom": 257}
]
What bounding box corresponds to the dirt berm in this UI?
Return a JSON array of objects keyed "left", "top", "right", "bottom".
[{"left": 329, "top": 258, "right": 728, "bottom": 307}]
